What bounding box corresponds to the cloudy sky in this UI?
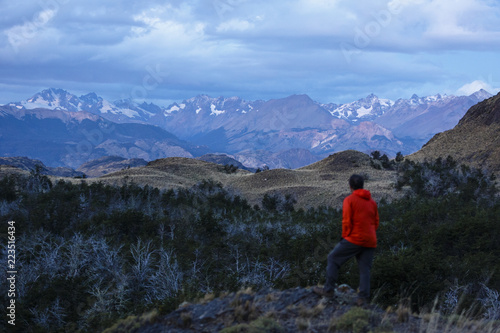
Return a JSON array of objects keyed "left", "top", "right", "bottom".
[{"left": 1, "top": 0, "right": 500, "bottom": 105}]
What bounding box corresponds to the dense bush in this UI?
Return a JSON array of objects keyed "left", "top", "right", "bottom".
[
  {"left": 0, "top": 157, "right": 499, "bottom": 331},
  {"left": 373, "top": 156, "right": 500, "bottom": 312}
]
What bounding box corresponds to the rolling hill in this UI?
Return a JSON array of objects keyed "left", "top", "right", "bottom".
[
  {"left": 76, "top": 156, "right": 149, "bottom": 177},
  {"left": 95, "top": 150, "right": 397, "bottom": 208}
]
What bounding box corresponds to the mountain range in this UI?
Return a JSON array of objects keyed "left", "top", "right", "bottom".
[
  {"left": 2, "top": 87, "right": 492, "bottom": 170},
  {"left": 0, "top": 102, "right": 207, "bottom": 169}
]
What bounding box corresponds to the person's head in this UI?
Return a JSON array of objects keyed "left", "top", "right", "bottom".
[{"left": 349, "top": 174, "right": 364, "bottom": 190}]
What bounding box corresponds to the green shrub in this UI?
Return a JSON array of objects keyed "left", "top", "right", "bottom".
[
  {"left": 331, "top": 307, "right": 376, "bottom": 333},
  {"left": 220, "top": 317, "right": 284, "bottom": 333}
]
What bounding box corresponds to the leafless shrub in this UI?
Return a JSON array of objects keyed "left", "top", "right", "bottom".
[
  {"left": 84, "top": 281, "right": 115, "bottom": 319},
  {"left": 30, "top": 298, "right": 66, "bottom": 330},
  {"left": 442, "top": 283, "right": 466, "bottom": 315},
  {"left": 30, "top": 307, "right": 51, "bottom": 330},
  {"left": 479, "top": 284, "right": 500, "bottom": 320},
  {"left": 239, "top": 257, "right": 290, "bottom": 289},
  {"left": 146, "top": 247, "right": 182, "bottom": 303},
  {"left": 66, "top": 233, "right": 92, "bottom": 278},
  {"left": 0, "top": 199, "right": 20, "bottom": 215}
]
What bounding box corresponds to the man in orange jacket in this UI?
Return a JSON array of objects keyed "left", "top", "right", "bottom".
[{"left": 314, "top": 174, "right": 379, "bottom": 305}]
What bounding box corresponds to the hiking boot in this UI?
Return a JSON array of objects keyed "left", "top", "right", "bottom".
[{"left": 312, "top": 286, "right": 334, "bottom": 298}]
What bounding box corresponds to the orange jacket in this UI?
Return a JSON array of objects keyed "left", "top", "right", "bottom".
[{"left": 342, "top": 189, "right": 379, "bottom": 248}]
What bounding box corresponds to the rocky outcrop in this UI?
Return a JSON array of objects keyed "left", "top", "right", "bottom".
[
  {"left": 196, "top": 154, "right": 256, "bottom": 172},
  {"left": 104, "top": 286, "right": 367, "bottom": 332},
  {"left": 102, "top": 285, "right": 495, "bottom": 333}
]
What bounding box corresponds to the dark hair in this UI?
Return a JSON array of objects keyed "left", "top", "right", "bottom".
[{"left": 349, "top": 174, "right": 364, "bottom": 190}]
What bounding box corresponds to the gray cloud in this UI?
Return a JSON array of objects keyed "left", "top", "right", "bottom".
[{"left": 1, "top": 0, "right": 500, "bottom": 105}]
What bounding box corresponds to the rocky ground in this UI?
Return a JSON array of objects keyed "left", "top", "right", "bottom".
[{"left": 102, "top": 285, "right": 500, "bottom": 333}]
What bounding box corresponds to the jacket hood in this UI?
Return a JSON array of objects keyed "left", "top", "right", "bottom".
[{"left": 353, "top": 189, "right": 371, "bottom": 200}]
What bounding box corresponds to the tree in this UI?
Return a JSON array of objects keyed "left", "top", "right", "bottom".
[
  {"left": 262, "top": 193, "right": 278, "bottom": 211},
  {"left": 223, "top": 164, "right": 238, "bottom": 174},
  {"left": 380, "top": 154, "right": 390, "bottom": 168},
  {"left": 370, "top": 150, "right": 381, "bottom": 160}
]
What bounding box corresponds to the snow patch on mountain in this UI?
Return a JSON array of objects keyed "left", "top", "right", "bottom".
[
  {"left": 356, "top": 105, "right": 373, "bottom": 117},
  {"left": 166, "top": 105, "right": 181, "bottom": 113},
  {"left": 210, "top": 104, "right": 225, "bottom": 116},
  {"left": 23, "top": 99, "right": 54, "bottom": 110}
]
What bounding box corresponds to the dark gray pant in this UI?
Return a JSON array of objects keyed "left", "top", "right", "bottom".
[{"left": 325, "top": 239, "right": 375, "bottom": 299}]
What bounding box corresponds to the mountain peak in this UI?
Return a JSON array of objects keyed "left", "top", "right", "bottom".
[
  {"left": 279, "top": 94, "right": 315, "bottom": 104},
  {"left": 80, "top": 92, "right": 103, "bottom": 105},
  {"left": 28, "top": 88, "right": 72, "bottom": 102},
  {"left": 24, "top": 88, "right": 80, "bottom": 111},
  {"left": 469, "top": 89, "right": 493, "bottom": 101},
  {"left": 42, "top": 87, "right": 70, "bottom": 95}
]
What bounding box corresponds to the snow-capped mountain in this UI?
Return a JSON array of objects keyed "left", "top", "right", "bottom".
[
  {"left": 9, "top": 88, "right": 161, "bottom": 122},
  {"left": 21, "top": 88, "right": 81, "bottom": 111},
  {"left": 372, "top": 90, "right": 492, "bottom": 147},
  {"left": 157, "top": 95, "right": 266, "bottom": 139},
  {"left": 155, "top": 91, "right": 491, "bottom": 159},
  {"left": 158, "top": 94, "right": 339, "bottom": 157},
  {"left": 164, "top": 95, "right": 260, "bottom": 117}
]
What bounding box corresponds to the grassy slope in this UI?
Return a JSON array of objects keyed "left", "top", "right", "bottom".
[{"left": 90, "top": 150, "right": 399, "bottom": 209}]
